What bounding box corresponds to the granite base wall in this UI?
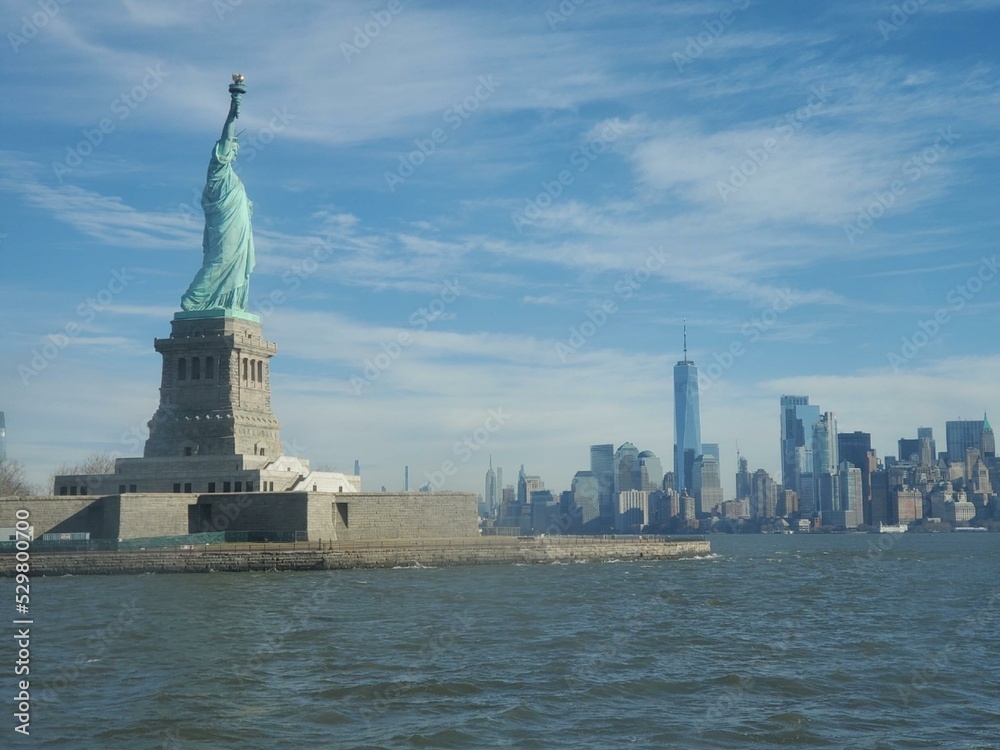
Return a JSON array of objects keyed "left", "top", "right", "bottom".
[
  {"left": 0, "top": 538, "right": 712, "bottom": 576},
  {"left": 1, "top": 490, "right": 479, "bottom": 542}
]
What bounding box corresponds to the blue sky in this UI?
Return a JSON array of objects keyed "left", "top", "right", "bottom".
[{"left": 2, "top": 0, "right": 999, "bottom": 498}]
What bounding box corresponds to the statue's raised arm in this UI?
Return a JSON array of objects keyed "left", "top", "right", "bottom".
[{"left": 180, "top": 74, "right": 256, "bottom": 314}]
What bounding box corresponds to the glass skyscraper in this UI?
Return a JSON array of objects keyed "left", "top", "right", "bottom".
[
  {"left": 673, "top": 328, "right": 701, "bottom": 494},
  {"left": 946, "top": 419, "right": 985, "bottom": 463},
  {"left": 589, "top": 444, "right": 615, "bottom": 523},
  {"left": 780, "top": 395, "right": 821, "bottom": 498}
]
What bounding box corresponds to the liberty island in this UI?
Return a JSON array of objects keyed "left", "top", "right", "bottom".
[{"left": 0, "top": 77, "right": 708, "bottom": 572}]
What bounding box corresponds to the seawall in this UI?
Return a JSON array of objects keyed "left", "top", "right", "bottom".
[{"left": 1, "top": 537, "right": 711, "bottom": 576}]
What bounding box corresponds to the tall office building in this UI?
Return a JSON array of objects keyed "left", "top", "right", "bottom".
[
  {"left": 590, "top": 444, "right": 615, "bottom": 522},
  {"left": 0, "top": 411, "right": 5, "bottom": 461},
  {"left": 833, "top": 461, "right": 863, "bottom": 528},
  {"left": 750, "top": 468, "right": 779, "bottom": 519},
  {"left": 983, "top": 414, "right": 995, "bottom": 459},
  {"left": 780, "top": 396, "right": 821, "bottom": 497},
  {"left": 735, "top": 455, "right": 752, "bottom": 500},
  {"left": 571, "top": 470, "right": 601, "bottom": 529},
  {"left": 917, "top": 427, "right": 936, "bottom": 463},
  {"left": 692, "top": 453, "right": 723, "bottom": 517},
  {"left": 946, "top": 419, "right": 985, "bottom": 464},
  {"left": 636, "top": 450, "right": 664, "bottom": 492},
  {"left": 484, "top": 457, "right": 499, "bottom": 518},
  {"left": 838, "top": 430, "right": 876, "bottom": 526},
  {"left": 614, "top": 442, "right": 640, "bottom": 494},
  {"left": 674, "top": 323, "right": 701, "bottom": 494},
  {"left": 812, "top": 412, "right": 839, "bottom": 513}
]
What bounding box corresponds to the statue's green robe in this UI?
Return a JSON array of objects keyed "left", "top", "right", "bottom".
[{"left": 180, "top": 140, "right": 255, "bottom": 312}]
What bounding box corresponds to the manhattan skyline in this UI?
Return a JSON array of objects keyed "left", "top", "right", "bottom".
[{"left": 2, "top": 1, "right": 999, "bottom": 498}]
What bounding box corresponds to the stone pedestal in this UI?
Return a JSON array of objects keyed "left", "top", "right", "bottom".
[{"left": 144, "top": 313, "right": 282, "bottom": 459}]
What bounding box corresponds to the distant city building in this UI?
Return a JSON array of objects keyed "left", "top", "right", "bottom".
[
  {"left": 663, "top": 471, "right": 675, "bottom": 493},
  {"left": 750, "top": 468, "right": 779, "bottom": 519},
  {"left": 917, "top": 427, "right": 937, "bottom": 462},
  {"left": 812, "top": 412, "right": 839, "bottom": 513},
  {"left": 571, "top": 471, "right": 601, "bottom": 530},
  {"left": 589, "top": 444, "right": 615, "bottom": 524},
  {"left": 614, "top": 442, "right": 640, "bottom": 494},
  {"left": 735, "top": 455, "right": 752, "bottom": 500},
  {"left": 838, "top": 430, "right": 876, "bottom": 525},
  {"left": 946, "top": 419, "right": 985, "bottom": 464},
  {"left": 692, "top": 453, "right": 723, "bottom": 517},
  {"left": 830, "top": 461, "right": 863, "bottom": 528},
  {"left": 895, "top": 488, "right": 923, "bottom": 526},
  {"left": 778, "top": 488, "right": 798, "bottom": 517},
  {"left": 0, "top": 411, "right": 5, "bottom": 461},
  {"left": 780, "top": 395, "right": 821, "bottom": 501},
  {"left": 674, "top": 323, "right": 702, "bottom": 494},
  {"left": 616, "top": 490, "right": 652, "bottom": 532},
  {"left": 484, "top": 457, "right": 499, "bottom": 518},
  {"left": 720, "top": 498, "right": 750, "bottom": 518},
  {"left": 982, "top": 414, "right": 995, "bottom": 459},
  {"left": 636, "top": 450, "right": 663, "bottom": 492},
  {"left": 530, "top": 490, "right": 559, "bottom": 534},
  {"left": 518, "top": 474, "right": 544, "bottom": 507}
]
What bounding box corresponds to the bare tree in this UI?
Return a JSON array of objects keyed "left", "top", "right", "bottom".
[
  {"left": 48, "top": 451, "right": 118, "bottom": 495},
  {"left": 0, "top": 457, "right": 36, "bottom": 496}
]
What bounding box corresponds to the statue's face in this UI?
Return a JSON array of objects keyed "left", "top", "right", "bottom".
[{"left": 224, "top": 141, "right": 239, "bottom": 161}]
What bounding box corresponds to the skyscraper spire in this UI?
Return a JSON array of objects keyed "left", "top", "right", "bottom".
[{"left": 683, "top": 318, "right": 688, "bottom": 362}]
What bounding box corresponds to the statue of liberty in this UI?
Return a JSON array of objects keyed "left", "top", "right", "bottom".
[{"left": 180, "top": 74, "right": 255, "bottom": 313}]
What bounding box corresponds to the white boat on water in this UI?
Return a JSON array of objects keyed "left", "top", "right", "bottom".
[
  {"left": 877, "top": 523, "right": 908, "bottom": 533},
  {"left": 955, "top": 526, "right": 988, "bottom": 532}
]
